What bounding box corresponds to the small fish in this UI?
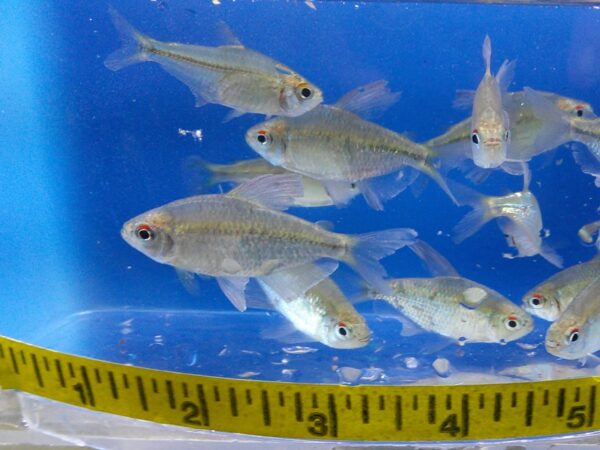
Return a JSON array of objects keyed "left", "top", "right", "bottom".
[
  {"left": 121, "top": 174, "right": 417, "bottom": 311},
  {"left": 545, "top": 276, "right": 600, "bottom": 360},
  {"left": 522, "top": 255, "right": 600, "bottom": 321},
  {"left": 367, "top": 276, "right": 533, "bottom": 344},
  {"left": 579, "top": 220, "right": 600, "bottom": 247},
  {"left": 245, "top": 80, "right": 457, "bottom": 210},
  {"left": 257, "top": 275, "right": 371, "bottom": 349},
  {"left": 470, "top": 36, "right": 513, "bottom": 169},
  {"left": 451, "top": 165, "right": 562, "bottom": 268},
  {"left": 188, "top": 157, "right": 359, "bottom": 207},
  {"left": 428, "top": 90, "right": 594, "bottom": 169},
  {"left": 104, "top": 8, "right": 322, "bottom": 119}
]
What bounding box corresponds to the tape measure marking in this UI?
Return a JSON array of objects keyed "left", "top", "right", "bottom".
[{"left": 0, "top": 337, "right": 598, "bottom": 441}]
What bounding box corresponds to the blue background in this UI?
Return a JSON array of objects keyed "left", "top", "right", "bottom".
[{"left": 0, "top": 1, "right": 598, "bottom": 377}]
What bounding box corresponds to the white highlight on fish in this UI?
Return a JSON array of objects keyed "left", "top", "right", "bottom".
[
  {"left": 470, "top": 35, "right": 513, "bottom": 169},
  {"left": 104, "top": 8, "right": 323, "bottom": 119},
  {"left": 121, "top": 174, "right": 417, "bottom": 311},
  {"left": 545, "top": 276, "right": 600, "bottom": 360}
]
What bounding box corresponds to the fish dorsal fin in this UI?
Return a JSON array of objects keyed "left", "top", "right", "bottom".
[
  {"left": 334, "top": 80, "right": 401, "bottom": 118},
  {"left": 497, "top": 59, "right": 517, "bottom": 94},
  {"left": 482, "top": 35, "right": 492, "bottom": 76},
  {"left": 461, "top": 286, "right": 488, "bottom": 309},
  {"left": 275, "top": 63, "right": 295, "bottom": 76},
  {"left": 316, "top": 220, "right": 334, "bottom": 231},
  {"left": 216, "top": 21, "right": 244, "bottom": 47},
  {"left": 226, "top": 174, "right": 304, "bottom": 210},
  {"left": 407, "top": 240, "right": 460, "bottom": 277}
]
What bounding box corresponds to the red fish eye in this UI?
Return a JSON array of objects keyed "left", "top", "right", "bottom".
[
  {"left": 256, "top": 130, "right": 271, "bottom": 145},
  {"left": 568, "top": 328, "right": 580, "bottom": 343},
  {"left": 136, "top": 224, "right": 154, "bottom": 241},
  {"left": 336, "top": 322, "right": 349, "bottom": 337},
  {"left": 505, "top": 315, "right": 519, "bottom": 329}
]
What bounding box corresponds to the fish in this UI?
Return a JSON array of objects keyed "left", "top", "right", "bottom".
[
  {"left": 499, "top": 362, "right": 600, "bottom": 381},
  {"left": 427, "top": 90, "right": 595, "bottom": 170},
  {"left": 367, "top": 276, "right": 533, "bottom": 344},
  {"left": 579, "top": 220, "right": 600, "bottom": 248},
  {"left": 545, "top": 276, "right": 600, "bottom": 360},
  {"left": 469, "top": 35, "right": 513, "bottom": 169},
  {"left": 245, "top": 80, "right": 457, "bottom": 210},
  {"left": 104, "top": 8, "right": 323, "bottom": 119},
  {"left": 257, "top": 275, "right": 371, "bottom": 349},
  {"left": 121, "top": 174, "right": 417, "bottom": 311},
  {"left": 188, "top": 156, "right": 359, "bottom": 207},
  {"left": 522, "top": 255, "right": 600, "bottom": 321},
  {"left": 451, "top": 164, "right": 562, "bottom": 268}
]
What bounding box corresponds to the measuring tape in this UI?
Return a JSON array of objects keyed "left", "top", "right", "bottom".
[{"left": 0, "top": 335, "right": 598, "bottom": 441}]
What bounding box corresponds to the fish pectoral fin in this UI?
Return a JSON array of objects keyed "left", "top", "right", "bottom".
[
  {"left": 321, "top": 180, "right": 359, "bottom": 207},
  {"left": 216, "top": 276, "right": 250, "bottom": 311},
  {"left": 222, "top": 108, "right": 247, "bottom": 123},
  {"left": 258, "top": 261, "right": 339, "bottom": 302},
  {"left": 227, "top": 174, "right": 304, "bottom": 210},
  {"left": 175, "top": 268, "right": 201, "bottom": 296},
  {"left": 333, "top": 79, "right": 401, "bottom": 119},
  {"left": 460, "top": 287, "right": 488, "bottom": 309},
  {"left": 452, "top": 89, "right": 475, "bottom": 109},
  {"left": 501, "top": 161, "right": 527, "bottom": 177}
]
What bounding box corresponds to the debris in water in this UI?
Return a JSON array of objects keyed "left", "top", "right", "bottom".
[{"left": 282, "top": 346, "right": 318, "bottom": 354}]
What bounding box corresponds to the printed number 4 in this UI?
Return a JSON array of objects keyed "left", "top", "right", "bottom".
[{"left": 439, "top": 414, "right": 460, "bottom": 436}]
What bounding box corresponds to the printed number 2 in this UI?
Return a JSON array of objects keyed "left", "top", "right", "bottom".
[
  {"left": 566, "top": 405, "right": 586, "bottom": 429},
  {"left": 181, "top": 401, "right": 203, "bottom": 426}
]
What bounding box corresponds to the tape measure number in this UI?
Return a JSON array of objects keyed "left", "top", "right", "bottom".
[{"left": 0, "top": 336, "right": 597, "bottom": 441}]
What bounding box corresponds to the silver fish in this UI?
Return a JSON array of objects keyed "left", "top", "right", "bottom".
[
  {"left": 368, "top": 276, "right": 533, "bottom": 344},
  {"left": 451, "top": 165, "right": 562, "bottom": 267},
  {"left": 545, "top": 276, "right": 600, "bottom": 360},
  {"left": 522, "top": 255, "right": 600, "bottom": 321},
  {"left": 245, "top": 80, "right": 456, "bottom": 210},
  {"left": 189, "top": 157, "right": 359, "bottom": 208},
  {"left": 121, "top": 174, "right": 417, "bottom": 311},
  {"left": 427, "top": 90, "right": 594, "bottom": 168},
  {"left": 258, "top": 275, "right": 371, "bottom": 349},
  {"left": 470, "top": 35, "right": 513, "bottom": 169},
  {"left": 105, "top": 8, "right": 322, "bottom": 119}
]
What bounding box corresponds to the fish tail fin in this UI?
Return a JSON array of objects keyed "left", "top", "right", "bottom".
[
  {"left": 185, "top": 156, "right": 222, "bottom": 191},
  {"left": 448, "top": 181, "right": 495, "bottom": 243},
  {"left": 346, "top": 228, "right": 418, "bottom": 295},
  {"left": 104, "top": 6, "right": 151, "bottom": 71},
  {"left": 483, "top": 35, "right": 492, "bottom": 75}
]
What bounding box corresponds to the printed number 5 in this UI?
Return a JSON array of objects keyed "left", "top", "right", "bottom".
[{"left": 566, "top": 405, "right": 586, "bottom": 429}]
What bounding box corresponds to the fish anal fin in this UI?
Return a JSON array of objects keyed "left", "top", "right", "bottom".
[{"left": 216, "top": 276, "right": 249, "bottom": 311}]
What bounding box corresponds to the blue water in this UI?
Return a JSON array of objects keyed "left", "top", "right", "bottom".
[{"left": 1, "top": 1, "right": 599, "bottom": 384}]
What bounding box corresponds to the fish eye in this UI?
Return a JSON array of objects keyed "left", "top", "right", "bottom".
[
  {"left": 256, "top": 130, "right": 272, "bottom": 145},
  {"left": 504, "top": 315, "right": 520, "bottom": 330},
  {"left": 136, "top": 224, "right": 154, "bottom": 241},
  {"left": 504, "top": 130, "right": 510, "bottom": 141},
  {"left": 567, "top": 328, "right": 580, "bottom": 343},
  {"left": 528, "top": 294, "right": 544, "bottom": 309},
  {"left": 471, "top": 131, "right": 480, "bottom": 145},
  {"left": 335, "top": 322, "right": 352, "bottom": 339},
  {"left": 297, "top": 83, "right": 313, "bottom": 100},
  {"left": 576, "top": 109, "right": 584, "bottom": 117}
]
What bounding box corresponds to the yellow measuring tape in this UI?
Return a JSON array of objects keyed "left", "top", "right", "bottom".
[{"left": 0, "top": 335, "right": 598, "bottom": 441}]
